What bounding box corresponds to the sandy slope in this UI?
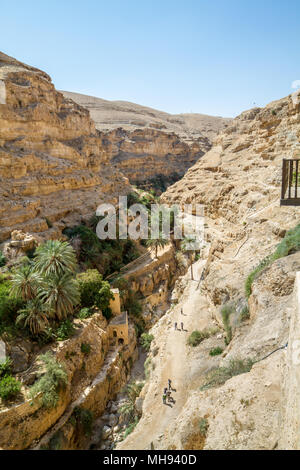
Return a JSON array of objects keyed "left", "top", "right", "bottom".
[
  {"left": 117, "top": 259, "right": 217, "bottom": 450},
  {"left": 61, "top": 91, "right": 231, "bottom": 141}
]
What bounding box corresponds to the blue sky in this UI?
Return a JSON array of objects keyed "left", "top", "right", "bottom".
[{"left": 1, "top": 0, "right": 300, "bottom": 117}]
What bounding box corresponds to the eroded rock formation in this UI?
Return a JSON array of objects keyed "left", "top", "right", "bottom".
[
  {"left": 62, "top": 91, "right": 230, "bottom": 188},
  {"left": 0, "top": 52, "right": 130, "bottom": 244}
]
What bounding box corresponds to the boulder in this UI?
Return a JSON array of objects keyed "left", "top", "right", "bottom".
[{"left": 102, "top": 426, "right": 112, "bottom": 440}]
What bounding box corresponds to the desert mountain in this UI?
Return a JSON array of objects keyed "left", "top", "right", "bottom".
[
  {"left": 62, "top": 91, "right": 231, "bottom": 190},
  {"left": 61, "top": 91, "right": 230, "bottom": 141},
  {"left": 0, "top": 51, "right": 130, "bottom": 243}
]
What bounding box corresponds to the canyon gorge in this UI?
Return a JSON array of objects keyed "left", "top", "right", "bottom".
[{"left": 0, "top": 50, "right": 300, "bottom": 451}]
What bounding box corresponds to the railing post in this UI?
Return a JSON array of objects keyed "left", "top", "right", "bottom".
[
  {"left": 295, "top": 160, "right": 299, "bottom": 199},
  {"left": 281, "top": 159, "right": 287, "bottom": 200},
  {"left": 288, "top": 159, "right": 293, "bottom": 199}
]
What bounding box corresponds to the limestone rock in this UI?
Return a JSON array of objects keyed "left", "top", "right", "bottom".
[{"left": 0, "top": 51, "right": 131, "bottom": 243}]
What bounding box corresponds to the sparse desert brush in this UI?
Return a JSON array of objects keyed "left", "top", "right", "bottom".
[
  {"left": 245, "top": 223, "right": 300, "bottom": 298},
  {"left": 220, "top": 302, "right": 235, "bottom": 344},
  {"left": 188, "top": 328, "right": 219, "bottom": 347},
  {"left": 200, "top": 358, "right": 254, "bottom": 390}
]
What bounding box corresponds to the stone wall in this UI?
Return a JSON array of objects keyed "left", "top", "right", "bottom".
[
  {"left": 0, "top": 51, "right": 130, "bottom": 244},
  {"left": 0, "top": 313, "right": 137, "bottom": 450}
]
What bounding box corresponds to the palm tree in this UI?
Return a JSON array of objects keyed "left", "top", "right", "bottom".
[
  {"left": 146, "top": 235, "right": 169, "bottom": 258},
  {"left": 10, "top": 265, "right": 44, "bottom": 301},
  {"left": 181, "top": 236, "right": 196, "bottom": 280},
  {"left": 16, "top": 298, "right": 49, "bottom": 336},
  {"left": 34, "top": 240, "right": 78, "bottom": 277},
  {"left": 39, "top": 273, "right": 80, "bottom": 321}
]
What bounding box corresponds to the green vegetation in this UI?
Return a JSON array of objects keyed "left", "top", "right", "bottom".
[
  {"left": 0, "top": 358, "right": 12, "bottom": 378},
  {"left": 0, "top": 251, "right": 6, "bottom": 267},
  {"left": 221, "top": 303, "right": 235, "bottom": 345},
  {"left": 30, "top": 352, "right": 68, "bottom": 408},
  {"left": 1, "top": 240, "right": 80, "bottom": 338},
  {"left": 47, "top": 431, "right": 63, "bottom": 450},
  {"left": 240, "top": 305, "right": 250, "bottom": 321},
  {"left": 245, "top": 223, "right": 300, "bottom": 298},
  {"left": 81, "top": 342, "right": 91, "bottom": 355},
  {"left": 0, "top": 376, "right": 21, "bottom": 401},
  {"left": 0, "top": 358, "right": 21, "bottom": 401},
  {"left": 10, "top": 265, "right": 44, "bottom": 301},
  {"left": 187, "top": 328, "right": 219, "bottom": 347},
  {"left": 73, "top": 407, "right": 94, "bottom": 436},
  {"left": 136, "top": 172, "right": 181, "bottom": 195},
  {"left": 123, "top": 416, "right": 139, "bottom": 439},
  {"left": 34, "top": 240, "right": 78, "bottom": 277},
  {"left": 146, "top": 234, "right": 168, "bottom": 258},
  {"left": 63, "top": 222, "right": 139, "bottom": 277},
  {"left": 76, "top": 307, "right": 92, "bottom": 320},
  {"left": 119, "top": 381, "right": 144, "bottom": 440},
  {"left": 209, "top": 347, "right": 224, "bottom": 356},
  {"left": 39, "top": 273, "right": 80, "bottom": 321},
  {"left": 140, "top": 333, "right": 154, "bottom": 351},
  {"left": 199, "top": 418, "right": 209, "bottom": 437},
  {"left": 119, "top": 381, "right": 144, "bottom": 420},
  {"left": 200, "top": 358, "right": 254, "bottom": 391},
  {"left": 55, "top": 319, "right": 75, "bottom": 341},
  {"left": 0, "top": 276, "right": 24, "bottom": 337},
  {"left": 16, "top": 298, "right": 49, "bottom": 336},
  {"left": 76, "top": 269, "right": 114, "bottom": 319}
]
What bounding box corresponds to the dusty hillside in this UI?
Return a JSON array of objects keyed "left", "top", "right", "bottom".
[
  {"left": 118, "top": 92, "right": 300, "bottom": 450},
  {"left": 62, "top": 91, "right": 231, "bottom": 189},
  {"left": 0, "top": 52, "right": 130, "bottom": 243},
  {"left": 61, "top": 91, "right": 230, "bottom": 140}
]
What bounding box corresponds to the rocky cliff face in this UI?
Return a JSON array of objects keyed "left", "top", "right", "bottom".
[
  {"left": 157, "top": 92, "right": 300, "bottom": 449},
  {"left": 162, "top": 92, "right": 299, "bottom": 300},
  {"left": 0, "top": 52, "right": 130, "bottom": 243},
  {"left": 62, "top": 91, "right": 230, "bottom": 188}
]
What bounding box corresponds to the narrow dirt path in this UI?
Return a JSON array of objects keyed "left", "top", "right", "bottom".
[{"left": 117, "top": 259, "right": 214, "bottom": 450}]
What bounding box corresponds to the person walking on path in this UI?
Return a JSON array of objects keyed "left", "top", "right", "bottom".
[
  {"left": 181, "top": 308, "right": 183, "bottom": 315},
  {"left": 181, "top": 322, "right": 184, "bottom": 331},
  {"left": 174, "top": 322, "right": 177, "bottom": 331}
]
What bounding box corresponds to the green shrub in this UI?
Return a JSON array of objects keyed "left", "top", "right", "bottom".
[
  {"left": 140, "top": 333, "right": 154, "bottom": 351},
  {"left": 0, "top": 358, "right": 12, "bottom": 379},
  {"left": 144, "top": 357, "right": 152, "bottom": 379},
  {"left": 201, "top": 358, "right": 254, "bottom": 390},
  {"left": 77, "top": 269, "right": 104, "bottom": 308},
  {"left": 245, "top": 223, "right": 300, "bottom": 298},
  {"left": 48, "top": 430, "right": 63, "bottom": 450},
  {"left": 240, "top": 305, "right": 250, "bottom": 321},
  {"left": 187, "top": 328, "right": 219, "bottom": 347},
  {"left": 30, "top": 352, "right": 68, "bottom": 408},
  {"left": 0, "top": 375, "right": 21, "bottom": 400},
  {"left": 199, "top": 417, "right": 209, "bottom": 436},
  {"left": 209, "top": 347, "right": 223, "bottom": 356},
  {"left": 123, "top": 416, "right": 139, "bottom": 439},
  {"left": 0, "top": 279, "right": 24, "bottom": 336},
  {"left": 221, "top": 303, "right": 235, "bottom": 344},
  {"left": 76, "top": 307, "right": 92, "bottom": 319},
  {"left": 81, "top": 342, "right": 91, "bottom": 355},
  {"left": 55, "top": 319, "right": 75, "bottom": 341},
  {"left": 73, "top": 407, "right": 94, "bottom": 436},
  {"left": 94, "top": 281, "right": 114, "bottom": 319},
  {"left": 0, "top": 251, "right": 6, "bottom": 267}
]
